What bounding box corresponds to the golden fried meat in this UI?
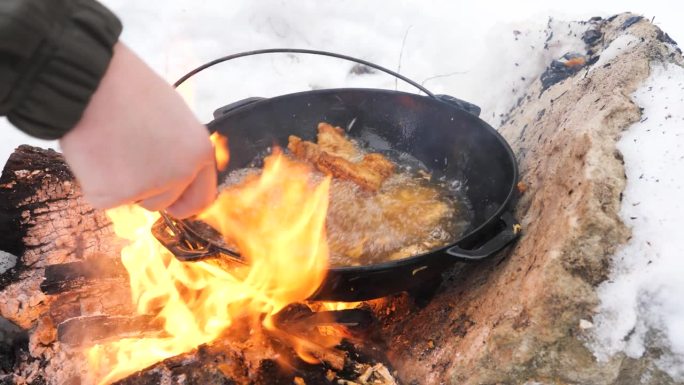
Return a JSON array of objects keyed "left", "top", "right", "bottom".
[
  {"left": 287, "top": 123, "right": 396, "bottom": 192},
  {"left": 316, "top": 122, "right": 360, "bottom": 161}
]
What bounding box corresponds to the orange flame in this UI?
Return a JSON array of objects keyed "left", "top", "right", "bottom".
[
  {"left": 87, "top": 152, "right": 332, "bottom": 384},
  {"left": 319, "top": 302, "right": 362, "bottom": 311},
  {"left": 210, "top": 132, "right": 229, "bottom": 171}
]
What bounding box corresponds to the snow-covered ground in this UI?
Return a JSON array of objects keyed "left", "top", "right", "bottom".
[
  {"left": 1, "top": 0, "right": 684, "bottom": 380},
  {"left": 2, "top": 0, "right": 683, "bottom": 164},
  {"left": 591, "top": 63, "right": 684, "bottom": 380}
]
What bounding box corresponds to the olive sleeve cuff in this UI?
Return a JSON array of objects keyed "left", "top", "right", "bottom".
[{"left": 5, "top": 0, "right": 122, "bottom": 140}]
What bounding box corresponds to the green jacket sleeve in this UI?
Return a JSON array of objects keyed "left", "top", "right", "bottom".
[{"left": 0, "top": 0, "right": 122, "bottom": 139}]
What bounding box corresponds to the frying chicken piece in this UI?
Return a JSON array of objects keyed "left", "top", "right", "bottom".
[
  {"left": 288, "top": 123, "right": 395, "bottom": 191},
  {"left": 316, "top": 122, "right": 360, "bottom": 161},
  {"left": 387, "top": 244, "right": 426, "bottom": 262},
  {"left": 288, "top": 135, "right": 319, "bottom": 162},
  {"left": 324, "top": 174, "right": 455, "bottom": 264},
  {"left": 377, "top": 184, "right": 450, "bottom": 235},
  {"left": 361, "top": 153, "right": 395, "bottom": 180}
]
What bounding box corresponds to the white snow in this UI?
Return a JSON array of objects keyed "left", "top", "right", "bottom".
[
  {"left": 1, "top": 1, "right": 684, "bottom": 164},
  {"left": 0, "top": 120, "right": 58, "bottom": 164},
  {"left": 579, "top": 319, "right": 595, "bottom": 330},
  {"left": 0, "top": 250, "right": 17, "bottom": 274},
  {"left": 591, "top": 63, "right": 684, "bottom": 380},
  {"left": 97, "top": 0, "right": 589, "bottom": 127}
]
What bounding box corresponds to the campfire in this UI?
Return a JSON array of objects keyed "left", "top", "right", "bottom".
[
  {"left": 0, "top": 134, "right": 453, "bottom": 383},
  {"left": 0, "top": 144, "right": 400, "bottom": 385},
  {"left": 89, "top": 144, "right": 337, "bottom": 383}
]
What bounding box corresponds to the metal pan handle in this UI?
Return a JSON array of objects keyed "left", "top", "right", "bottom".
[
  {"left": 173, "top": 48, "right": 436, "bottom": 97},
  {"left": 446, "top": 212, "right": 520, "bottom": 261}
]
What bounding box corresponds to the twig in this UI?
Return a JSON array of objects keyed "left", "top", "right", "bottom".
[
  {"left": 421, "top": 70, "right": 468, "bottom": 87},
  {"left": 395, "top": 25, "right": 413, "bottom": 90}
]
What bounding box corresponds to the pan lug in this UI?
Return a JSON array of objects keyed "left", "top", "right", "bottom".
[
  {"left": 213, "top": 97, "right": 267, "bottom": 119},
  {"left": 435, "top": 94, "right": 481, "bottom": 117},
  {"left": 446, "top": 211, "right": 520, "bottom": 260}
]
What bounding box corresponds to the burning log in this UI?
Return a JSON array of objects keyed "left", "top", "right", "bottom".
[
  {"left": 112, "top": 336, "right": 397, "bottom": 385},
  {"left": 0, "top": 146, "right": 120, "bottom": 269},
  {"left": 46, "top": 280, "right": 134, "bottom": 334},
  {"left": 0, "top": 146, "right": 149, "bottom": 384},
  {"left": 57, "top": 315, "right": 163, "bottom": 347},
  {"left": 0, "top": 146, "right": 122, "bottom": 330},
  {"left": 0, "top": 146, "right": 130, "bottom": 351}
]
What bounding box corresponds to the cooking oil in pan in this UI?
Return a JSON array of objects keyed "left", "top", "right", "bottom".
[{"left": 217, "top": 146, "right": 472, "bottom": 267}]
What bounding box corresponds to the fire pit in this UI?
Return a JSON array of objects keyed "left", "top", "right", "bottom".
[{"left": 0, "top": 146, "right": 402, "bottom": 384}]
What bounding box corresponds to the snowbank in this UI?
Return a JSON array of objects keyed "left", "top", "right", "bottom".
[{"left": 592, "top": 63, "right": 684, "bottom": 380}]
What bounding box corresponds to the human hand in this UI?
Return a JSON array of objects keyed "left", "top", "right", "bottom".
[{"left": 60, "top": 43, "right": 217, "bottom": 218}]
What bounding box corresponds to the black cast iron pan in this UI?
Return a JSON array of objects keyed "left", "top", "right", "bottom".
[{"left": 153, "top": 49, "right": 521, "bottom": 301}]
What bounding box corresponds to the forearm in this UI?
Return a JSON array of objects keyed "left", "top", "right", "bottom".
[{"left": 0, "top": 0, "right": 122, "bottom": 139}]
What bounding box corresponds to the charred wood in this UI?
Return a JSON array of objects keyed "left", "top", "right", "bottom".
[
  {"left": 48, "top": 280, "right": 134, "bottom": 326},
  {"left": 113, "top": 337, "right": 396, "bottom": 385},
  {"left": 57, "top": 315, "right": 163, "bottom": 347},
  {"left": 41, "top": 258, "right": 127, "bottom": 295}
]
